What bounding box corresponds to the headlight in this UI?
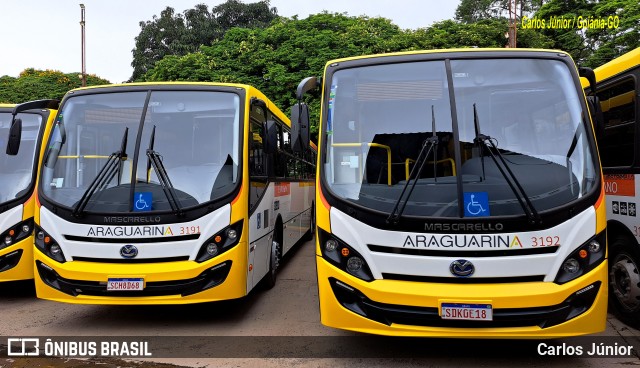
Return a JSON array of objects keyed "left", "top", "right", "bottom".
[
  {"left": 319, "top": 228, "right": 374, "bottom": 281},
  {"left": 555, "top": 231, "right": 606, "bottom": 284},
  {"left": 34, "top": 225, "right": 66, "bottom": 263},
  {"left": 195, "top": 220, "right": 243, "bottom": 263},
  {"left": 0, "top": 218, "right": 34, "bottom": 250}
]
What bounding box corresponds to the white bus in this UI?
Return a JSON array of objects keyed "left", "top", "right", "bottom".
[
  {"left": 33, "top": 83, "right": 315, "bottom": 304},
  {"left": 587, "top": 47, "right": 640, "bottom": 327},
  {"left": 0, "top": 100, "right": 57, "bottom": 282}
]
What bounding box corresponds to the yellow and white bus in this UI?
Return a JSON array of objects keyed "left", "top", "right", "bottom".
[
  {"left": 293, "top": 49, "right": 607, "bottom": 337},
  {"left": 586, "top": 47, "right": 640, "bottom": 328},
  {"left": 0, "top": 100, "right": 57, "bottom": 282},
  {"left": 34, "top": 83, "right": 315, "bottom": 304}
]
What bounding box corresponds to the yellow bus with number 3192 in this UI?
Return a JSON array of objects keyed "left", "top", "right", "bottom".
[{"left": 293, "top": 48, "right": 607, "bottom": 337}]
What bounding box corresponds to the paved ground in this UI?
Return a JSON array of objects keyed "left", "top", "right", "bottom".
[{"left": 1, "top": 237, "right": 639, "bottom": 367}]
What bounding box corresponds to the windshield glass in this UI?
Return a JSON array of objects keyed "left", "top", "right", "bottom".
[
  {"left": 41, "top": 90, "right": 241, "bottom": 213},
  {"left": 323, "top": 58, "right": 597, "bottom": 218},
  {"left": 0, "top": 112, "right": 43, "bottom": 203}
]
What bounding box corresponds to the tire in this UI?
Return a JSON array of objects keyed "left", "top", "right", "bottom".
[
  {"left": 303, "top": 203, "right": 315, "bottom": 241},
  {"left": 262, "top": 236, "right": 281, "bottom": 290},
  {"left": 609, "top": 236, "right": 640, "bottom": 329}
]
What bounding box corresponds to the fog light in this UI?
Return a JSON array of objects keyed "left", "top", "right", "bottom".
[
  {"left": 563, "top": 258, "right": 580, "bottom": 274},
  {"left": 49, "top": 244, "right": 62, "bottom": 256},
  {"left": 4, "top": 236, "right": 11, "bottom": 246},
  {"left": 347, "top": 257, "right": 363, "bottom": 273},
  {"left": 37, "top": 231, "right": 44, "bottom": 240},
  {"left": 22, "top": 224, "right": 30, "bottom": 233},
  {"left": 226, "top": 229, "right": 237, "bottom": 240},
  {"left": 206, "top": 243, "right": 219, "bottom": 256},
  {"left": 325, "top": 239, "right": 338, "bottom": 252},
  {"left": 588, "top": 240, "right": 600, "bottom": 253}
]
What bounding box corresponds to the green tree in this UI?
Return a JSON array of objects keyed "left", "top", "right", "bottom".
[
  {"left": 456, "top": 0, "right": 546, "bottom": 23},
  {"left": 145, "top": 13, "right": 416, "bottom": 135},
  {"left": 0, "top": 69, "right": 110, "bottom": 104},
  {"left": 130, "top": 0, "right": 279, "bottom": 81},
  {"left": 144, "top": 13, "right": 556, "bottom": 136}
]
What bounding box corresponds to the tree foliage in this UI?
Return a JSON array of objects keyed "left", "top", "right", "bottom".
[
  {"left": 534, "top": 0, "right": 639, "bottom": 66},
  {"left": 455, "top": 0, "right": 546, "bottom": 23},
  {"left": 0, "top": 69, "right": 110, "bottom": 104},
  {"left": 130, "top": 0, "right": 279, "bottom": 81},
  {"left": 144, "top": 13, "right": 553, "bottom": 136},
  {"left": 455, "top": 0, "right": 639, "bottom": 66}
]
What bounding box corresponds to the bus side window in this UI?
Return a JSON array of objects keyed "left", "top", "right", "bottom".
[
  {"left": 597, "top": 78, "right": 636, "bottom": 167},
  {"left": 250, "top": 120, "right": 266, "bottom": 176}
]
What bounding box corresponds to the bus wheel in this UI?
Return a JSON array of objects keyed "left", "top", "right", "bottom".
[
  {"left": 263, "top": 237, "right": 281, "bottom": 290},
  {"left": 609, "top": 237, "right": 640, "bottom": 329}
]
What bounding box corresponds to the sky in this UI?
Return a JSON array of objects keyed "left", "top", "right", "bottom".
[{"left": 0, "top": 0, "right": 460, "bottom": 83}]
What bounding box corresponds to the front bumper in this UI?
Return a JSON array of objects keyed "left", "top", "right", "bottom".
[
  {"left": 317, "top": 256, "right": 608, "bottom": 337},
  {"left": 34, "top": 242, "right": 248, "bottom": 305}
]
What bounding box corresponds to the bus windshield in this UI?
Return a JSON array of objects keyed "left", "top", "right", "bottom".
[
  {"left": 41, "top": 90, "right": 241, "bottom": 214},
  {"left": 324, "top": 58, "right": 597, "bottom": 218},
  {"left": 0, "top": 112, "right": 42, "bottom": 204}
]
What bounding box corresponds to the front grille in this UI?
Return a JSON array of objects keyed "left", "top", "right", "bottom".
[
  {"left": 381, "top": 273, "right": 545, "bottom": 283},
  {"left": 368, "top": 244, "right": 558, "bottom": 257},
  {"left": 72, "top": 256, "right": 190, "bottom": 263},
  {"left": 64, "top": 234, "right": 200, "bottom": 244},
  {"left": 330, "top": 278, "right": 600, "bottom": 329},
  {"left": 0, "top": 249, "right": 23, "bottom": 273},
  {"left": 36, "top": 260, "right": 232, "bottom": 297}
]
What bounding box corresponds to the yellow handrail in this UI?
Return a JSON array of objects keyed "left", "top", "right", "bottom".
[
  {"left": 58, "top": 155, "right": 111, "bottom": 159},
  {"left": 405, "top": 158, "right": 456, "bottom": 180},
  {"left": 332, "top": 143, "right": 392, "bottom": 186}
]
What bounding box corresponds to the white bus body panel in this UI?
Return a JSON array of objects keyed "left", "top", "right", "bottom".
[
  {"left": 0, "top": 205, "right": 24, "bottom": 234},
  {"left": 330, "top": 206, "right": 596, "bottom": 281},
  {"left": 39, "top": 205, "right": 231, "bottom": 261}
]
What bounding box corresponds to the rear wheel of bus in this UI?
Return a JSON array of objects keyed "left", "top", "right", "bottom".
[
  {"left": 263, "top": 220, "right": 282, "bottom": 290},
  {"left": 609, "top": 236, "right": 640, "bottom": 329}
]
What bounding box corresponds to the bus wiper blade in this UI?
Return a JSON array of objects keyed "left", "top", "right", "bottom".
[
  {"left": 472, "top": 104, "right": 540, "bottom": 224},
  {"left": 146, "top": 126, "right": 183, "bottom": 216},
  {"left": 386, "top": 106, "right": 439, "bottom": 225},
  {"left": 72, "top": 128, "right": 129, "bottom": 217}
]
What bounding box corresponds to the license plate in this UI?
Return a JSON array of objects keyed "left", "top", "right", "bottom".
[
  {"left": 441, "top": 303, "right": 493, "bottom": 321},
  {"left": 106, "top": 278, "right": 144, "bottom": 291}
]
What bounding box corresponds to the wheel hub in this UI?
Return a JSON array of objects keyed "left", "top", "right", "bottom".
[{"left": 610, "top": 254, "right": 640, "bottom": 311}]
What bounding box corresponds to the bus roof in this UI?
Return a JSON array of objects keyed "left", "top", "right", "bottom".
[
  {"left": 593, "top": 47, "right": 640, "bottom": 83},
  {"left": 322, "top": 48, "right": 573, "bottom": 68}
]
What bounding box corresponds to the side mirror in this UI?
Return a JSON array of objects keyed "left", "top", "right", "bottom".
[
  {"left": 264, "top": 120, "right": 278, "bottom": 154},
  {"left": 291, "top": 103, "right": 310, "bottom": 153},
  {"left": 586, "top": 96, "right": 605, "bottom": 140},
  {"left": 6, "top": 118, "right": 22, "bottom": 156}
]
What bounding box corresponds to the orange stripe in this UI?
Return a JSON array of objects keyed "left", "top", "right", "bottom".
[
  {"left": 319, "top": 184, "right": 330, "bottom": 210},
  {"left": 231, "top": 182, "right": 243, "bottom": 206},
  {"left": 594, "top": 178, "right": 605, "bottom": 211}
]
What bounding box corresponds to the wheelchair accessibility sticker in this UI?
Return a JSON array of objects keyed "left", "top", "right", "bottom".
[
  {"left": 133, "top": 192, "right": 152, "bottom": 212},
  {"left": 464, "top": 192, "right": 490, "bottom": 217}
]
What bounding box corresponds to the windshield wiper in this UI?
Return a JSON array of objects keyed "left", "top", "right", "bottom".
[
  {"left": 387, "top": 106, "right": 439, "bottom": 225},
  {"left": 472, "top": 104, "right": 540, "bottom": 224},
  {"left": 145, "top": 125, "right": 183, "bottom": 216},
  {"left": 72, "top": 128, "right": 128, "bottom": 217}
]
